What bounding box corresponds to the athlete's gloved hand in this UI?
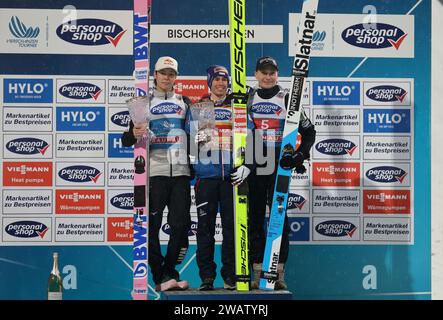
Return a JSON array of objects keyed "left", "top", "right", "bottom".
[
  {"left": 231, "top": 165, "right": 251, "bottom": 185},
  {"left": 280, "top": 151, "right": 304, "bottom": 170},
  {"left": 295, "top": 164, "right": 307, "bottom": 175},
  {"left": 195, "top": 130, "right": 211, "bottom": 145}
]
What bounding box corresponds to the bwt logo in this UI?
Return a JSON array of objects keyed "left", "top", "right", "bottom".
[
  {"left": 56, "top": 107, "right": 105, "bottom": 131},
  {"left": 58, "top": 165, "right": 102, "bottom": 183},
  {"left": 162, "top": 221, "right": 197, "bottom": 237},
  {"left": 151, "top": 103, "right": 183, "bottom": 115},
  {"left": 59, "top": 82, "right": 103, "bottom": 100},
  {"left": 215, "top": 109, "right": 232, "bottom": 121},
  {"left": 366, "top": 85, "right": 408, "bottom": 103},
  {"left": 4, "top": 78, "right": 53, "bottom": 103},
  {"left": 5, "top": 221, "right": 49, "bottom": 238},
  {"left": 366, "top": 166, "right": 407, "bottom": 183},
  {"left": 316, "top": 138, "right": 357, "bottom": 156},
  {"left": 9, "top": 16, "right": 40, "bottom": 38},
  {"left": 313, "top": 81, "right": 360, "bottom": 105},
  {"left": 342, "top": 23, "right": 408, "bottom": 50},
  {"left": 315, "top": 220, "right": 357, "bottom": 238},
  {"left": 287, "top": 193, "right": 306, "bottom": 210},
  {"left": 111, "top": 111, "right": 130, "bottom": 127},
  {"left": 56, "top": 19, "right": 126, "bottom": 46},
  {"left": 111, "top": 193, "right": 134, "bottom": 210},
  {"left": 6, "top": 137, "right": 50, "bottom": 156},
  {"left": 250, "top": 103, "right": 283, "bottom": 115},
  {"left": 364, "top": 109, "right": 410, "bottom": 133}
]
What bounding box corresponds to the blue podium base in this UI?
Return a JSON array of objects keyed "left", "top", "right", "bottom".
[{"left": 161, "top": 289, "right": 293, "bottom": 300}]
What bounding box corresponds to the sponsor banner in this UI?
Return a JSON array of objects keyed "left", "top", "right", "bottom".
[
  {"left": 363, "top": 217, "right": 411, "bottom": 242},
  {"left": 313, "top": 162, "right": 360, "bottom": 187},
  {"left": 2, "top": 107, "right": 53, "bottom": 132},
  {"left": 3, "top": 134, "right": 53, "bottom": 159},
  {"left": 363, "top": 162, "right": 410, "bottom": 187},
  {"left": 55, "top": 189, "right": 105, "bottom": 214},
  {"left": 2, "top": 217, "right": 52, "bottom": 242},
  {"left": 56, "top": 79, "right": 105, "bottom": 104},
  {"left": 56, "top": 162, "right": 104, "bottom": 186},
  {"left": 151, "top": 25, "right": 283, "bottom": 43},
  {"left": 107, "top": 162, "right": 133, "bottom": 187},
  {"left": 56, "top": 133, "right": 105, "bottom": 158},
  {"left": 363, "top": 109, "right": 411, "bottom": 133},
  {"left": 2, "top": 189, "right": 52, "bottom": 214},
  {"left": 55, "top": 217, "right": 104, "bottom": 242},
  {"left": 107, "top": 189, "right": 133, "bottom": 214},
  {"left": 175, "top": 79, "right": 208, "bottom": 103},
  {"left": 289, "top": 14, "right": 414, "bottom": 58},
  {"left": 290, "top": 167, "right": 310, "bottom": 187},
  {"left": 278, "top": 80, "right": 310, "bottom": 106},
  {"left": 312, "top": 217, "right": 360, "bottom": 241},
  {"left": 56, "top": 106, "right": 105, "bottom": 131},
  {"left": 363, "top": 81, "right": 411, "bottom": 106},
  {"left": 363, "top": 189, "right": 410, "bottom": 214},
  {"left": 312, "top": 189, "right": 360, "bottom": 214},
  {"left": 108, "top": 133, "right": 133, "bottom": 158},
  {"left": 109, "top": 107, "right": 130, "bottom": 131},
  {"left": 0, "top": 9, "right": 132, "bottom": 55},
  {"left": 107, "top": 217, "right": 133, "bottom": 242},
  {"left": 313, "top": 135, "right": 360, "bottom": 160},
  {"left": 159, "top": 214, "right": 203, "bottom": 244},
  {"left": 3, "top": 161, "right": 52, "bottom": 187},
  {"left": 313, "top": 81, "right": 360, "bottom": 105},
  {"left": 288, "top": 216, "right": 310, "bottom": 242},
  {"left": 363, "top": 136, "right": 411, "bottom": 160},
  {"left": 3, "top": 78, "right": 52, "bottom": 103},
  {"left": 313, "top": 108, "right": 360, "bottom": 133},
  {"left": 287, "top": 189, "right": 310, "bottom": 214},
  {"left": 108, "top": 79, "right": 134, "bottom": 104}
]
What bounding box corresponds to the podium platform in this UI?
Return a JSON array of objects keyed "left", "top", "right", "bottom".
[{"left": 161, "top": 289, "right": 293, "bottom": 300}]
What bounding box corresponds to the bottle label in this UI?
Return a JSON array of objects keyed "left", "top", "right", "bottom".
[{"left": 48, "top": 292, "right": 62, "bottom": 300}]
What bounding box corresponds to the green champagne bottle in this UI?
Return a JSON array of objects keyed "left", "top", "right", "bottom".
[{"left": 47, "top": 252, "right": 63, "bottom": 300}]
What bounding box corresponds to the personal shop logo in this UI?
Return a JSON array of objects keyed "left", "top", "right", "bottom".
[
  {"left": 151, "top": 103, "right": 183, "bottom": 115},
  {"left": 315, "top": 138, "right": 357, "bottom": 156},
  {"left": 111, "top": 110, "right": 130, "bottom": 128},
  {"left": 365, "top": 85, "right": 408, "bottom": 103},
  {"left": 365, "top": 166, "right": 408, "bottom": 183},
  {"left": 110, "top": 192, "right": 134, "bottom": 211},
  {"left": 6, "top": 137, "right": 50, "bottom": 156},
  {"left": 5, "top": 220, "right": 49, "bottom": 239},
  {"left": 58, "top": 165, "right": 102, "bottom": 183},
  {"left": 287, "top": 193, "right": 307, "bottom": 210},
  {"left": 56, "top": 19, "right": 126, "bottom": 46},
  {"left": 250, "top": 102, "right": 283, "bottom": 115},
  {"left": 59, "top": 82, "right": 103, "bottom": 100},
  {"left": 315, "top": 220, "right": 358, "bottom": 238},
  {"left": 341, "top": 23, "right": 408, "bottom": 50}
]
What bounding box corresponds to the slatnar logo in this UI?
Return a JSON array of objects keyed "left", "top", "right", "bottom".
[
  {"left": 59, "top": 82, "right": 103, "bottom": 100},
  {"left": 315, "top": 220, "right": 357, "bottom": 238},
  {"left": 366, "top": 166, "right": 407, "bottom": 183},
  {"left": 5, "top": 221, "right": 49, "bottom": 238},
  {"left": 6, "top": 137, "right": 50, "bottom": 156},
  {"left": 342, "top": 23, "right": 408, "bottom": 50},
  {"left": 316, "top": 138, "right": 357, "bottom": 156},
  {"left": 56, "top": 19, "right": 126, "bottom": 46},
  {"left": 58, "top": 165, "right": 102, "bottom": 183},
  {"left": 9, "top": 16, "right": 40, "bottom": 38},
  {"left": 366, "top": 85, "right": 407, "bottom": 103},
  {"left": 251, "top": 103, "right": 283, "bottom": 115}
]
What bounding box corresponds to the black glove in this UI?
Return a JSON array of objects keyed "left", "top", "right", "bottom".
[
  {"left": 280, "top": 151, "right": 304, "bottom": 170},
  {"left": 295, "top": 164, "right": 307, "bottom": 174}
]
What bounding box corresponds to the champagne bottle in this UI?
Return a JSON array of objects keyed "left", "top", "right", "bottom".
[{"left": 47, "top": 252, "right": 63, "bottom": 300}]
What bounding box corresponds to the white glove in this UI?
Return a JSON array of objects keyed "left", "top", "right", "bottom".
[
  {"left": 231, "top": 165, "right": 251, "bottom": 185},
  {"left": 195, "top": 130, "right": 211, "bottom": 144}
]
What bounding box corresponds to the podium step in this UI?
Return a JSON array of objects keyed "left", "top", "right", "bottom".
[{"left": 161, "top": 289, "right": 293, "bottom": 300}]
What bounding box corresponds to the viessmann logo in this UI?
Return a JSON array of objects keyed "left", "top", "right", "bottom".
[
  {"left": 56, "top": 19, "right": 126, "bottom": 46},
  {"left": 59, "top": 82, "right": 103, "bottom": 100},
  {"left": 6, "top": 137, "right": 50, "bottom": 156},
  {"left": 366, "top": 85, "right": 408, "bottom": 103},
  {"left": 315, "top": 138, "right": 357, "bottom": 156},
  {"left": 315, "top": 220, "right": 357, "bottom": 238},
  {"left": 342, "top": 23, "right": 408, "bottom": 50},
  {"left": 366, "top": 166, "right": 407, "bottom": 183},
  {"left": 58, "top": 165, "right": 102, "bottom": 183},
  {"left": 250, "top": 103, "right": 283, "bottom": 115},
  {"left": 5, "top": 221, "right": 49, "bottom": 238}
]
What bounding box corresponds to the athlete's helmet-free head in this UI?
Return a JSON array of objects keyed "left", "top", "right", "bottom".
[
  {"left": 256, "top": 56, "right": 278, "bottom": 72},
  {"left": 206, "top": 65, "right": 230, "bottom": 89}
]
